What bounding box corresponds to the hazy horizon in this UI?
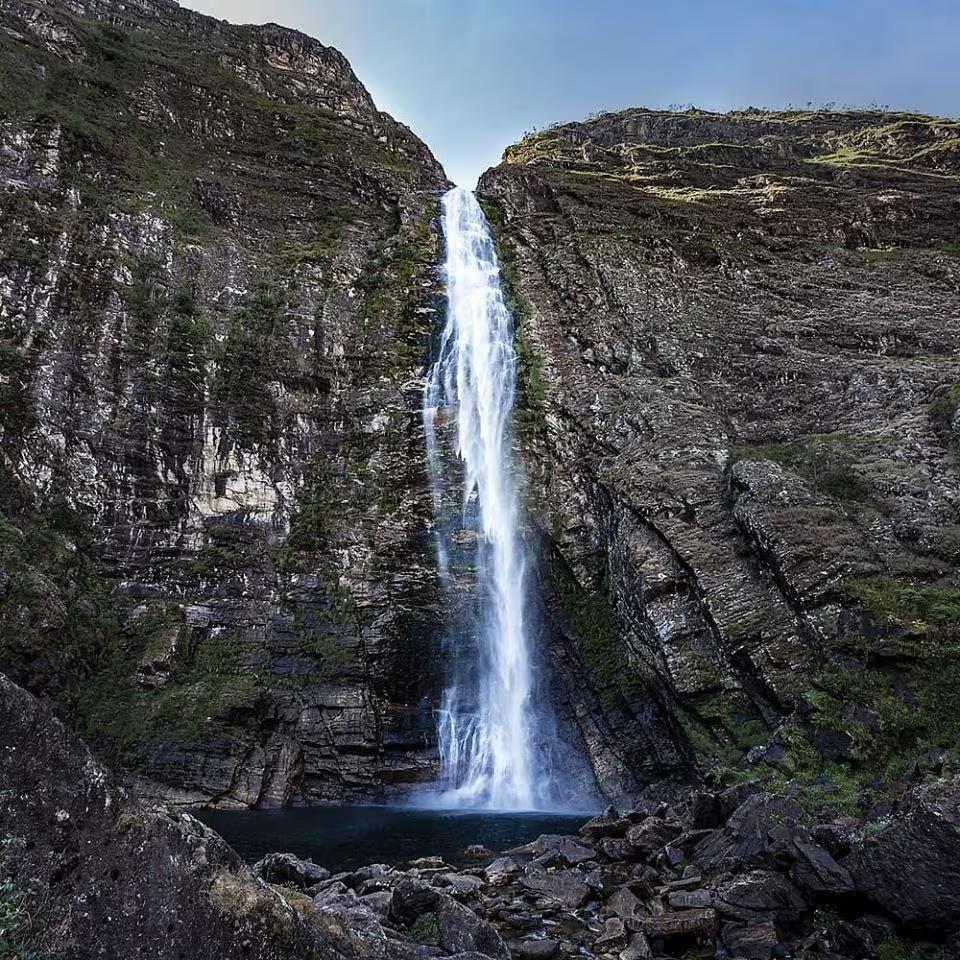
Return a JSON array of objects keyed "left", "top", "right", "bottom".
[{"left": 185, "top": 0, "right": 960, "bottom": 187}]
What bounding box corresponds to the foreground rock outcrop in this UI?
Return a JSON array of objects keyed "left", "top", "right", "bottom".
[
  {"left": 0, "top": 673, "right": 525, "bottom": 959},
  {"left": 6, "top": 662, "right": 957, "bottom": 959},
  {"left": 0, "top": 0, "right": 449, "bottom": 805},
  {"left": 0, "top": 674, "right": 346, "bottom": 958},
  {"left": 480, "top": 107, "right": 960, "bottom": 806}
]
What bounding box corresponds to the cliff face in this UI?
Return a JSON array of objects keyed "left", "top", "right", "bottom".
[
  {"left": 0, "top": 0, "right": 451, "bottom": 805},
  {"left": 4, "top": 0, "right": 959, "bottom": 820},
  {"left": 480, "top": 109, "right": 960, "bottom": 804}
]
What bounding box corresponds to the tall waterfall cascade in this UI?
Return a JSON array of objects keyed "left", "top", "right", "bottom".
[{"left": 422, "top": 186, "right": 558, "bottom": 810}]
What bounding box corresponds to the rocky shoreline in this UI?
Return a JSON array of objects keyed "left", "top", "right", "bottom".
[
  {"left": 246, "top": 785, "right": 960, "bottom": 960},
  {"left": 5, "top": 671, "right": 958, "bottom": 960}
]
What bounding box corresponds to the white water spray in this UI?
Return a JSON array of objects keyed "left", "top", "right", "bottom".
[{"left": 423, "top": 186, "right": 549, "bottom": 810}]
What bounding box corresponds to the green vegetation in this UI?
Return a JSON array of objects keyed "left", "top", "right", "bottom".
[
  {"left": 685, "top": 693, "right": 769, "bottom": 771},
  {"left": 74, "top": 620, "right": 256, "bottom": 764},
  {"left": 877, "top": 936, "right": 951, "bottom": 960},
  {"left": 728, "top": 433, "right": 871, "bottom": 502},
  {"left": 408, "top": 913, "right": 440, "bottom": 946},
  {"left": 722, "top": 577, "right": 960, "bottom": 812},
  {"left": 930, "top": 384, "right": 960, "bottom": 445},
  {"left": 0, "top": 837, "right": 52, "bottom": 960},
  {"left": 212, "top": 281, "right": 289, "bottom": 447},
  {"left": 555, "top": 565, "right": 648, "bottom": 710},
  {"left": 478, "top": 197, "right": 547, "bottom": 439},
  {"left": 846, "top": 577, "right": 960, "bottom": 635},
  {"left": 0, "top": 505, "right": 120, "bottom": 694}
]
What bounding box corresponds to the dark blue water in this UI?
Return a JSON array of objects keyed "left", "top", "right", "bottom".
[{"left": 197, "top": 806, "right": 588, "bottom": 872}]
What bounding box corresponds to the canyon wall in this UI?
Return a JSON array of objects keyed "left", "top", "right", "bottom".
[
  {"left": 480, "top": 109, "right": 960, "bottom": 805},
  {"left": 3, "top": 0, "right": 960, "bottom": 818},
  {"left": 0, "top": 0, "right": 450, "bottom": 805}
]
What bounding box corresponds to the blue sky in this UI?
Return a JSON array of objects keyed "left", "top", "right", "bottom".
[{"left": 187, "top": 0, "right": 960, "bottom": 187}]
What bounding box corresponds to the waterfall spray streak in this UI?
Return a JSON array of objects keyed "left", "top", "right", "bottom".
[{"left": 423, "top": 186, "right": 540, "bottom": 810}]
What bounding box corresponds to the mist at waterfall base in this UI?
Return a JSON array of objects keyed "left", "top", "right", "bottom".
[{"left": 419, "top": 186, "right": 595, "bottom": 814}]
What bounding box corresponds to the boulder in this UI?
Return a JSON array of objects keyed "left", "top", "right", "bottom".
[
  {"left": 581, "top": 806, "right": 632, "bottom": 841},
  {"left": 359, "top": 891, "right": 394, "bottom": 919},
  {"left": 390, "top": 877, "right": 441, "bottom": 926},
  {"left": 435, "top": 894, "right": 511, "bottom": 960},
  {"left": 508, "top": 834, "right": 596, "bottom": 865},
  {"left": 789, "top": 839, "right": 854, "bottom": 897},
  {"left": 484, "top": 857, "right": 521, "bottom": 882},
  {"left": 689, "top": 791, "right": 725, "bottom": 829},
  {"left": 846, "top": 783, "right": 960, "bottom": 934},
  {"left": 595, "top": 917, "right": 628, "bottom": 952},
  {"left": 714, "top": 871, "right": 807, "bottom": 925},
  {"left": 0, "top": 676, "right": 343, "bottom": 960},
  {"left": 599, "top": 838, "right": 635, "bottom": 861},
  {"left": 693, "top": 795, "right": 803, "bottom": 869},
  {"left": 605, "top": 885, "right": 644, "bottom": 920},
  {"left": 625, "top": 818, "right": 680, "bottom": 858},
  {"left": 721, "top": 921, "right": 779, "bottom": 960},
  {"left": 632, "top": 908, "right": 718, "bottom": 943},
  {"left": 619, "top": 932, "right": 653, "bottom": 960},
  {"left": 433, "top": 873, "right": 485, "bottom": 899},
  {"left": 667, "top": 889, "right": 712, "bottom": 910},
  {"left": 520, "top": 866, "right": 592, "bottom": 908},
  {"left": 515, "top": 939, "right": 560, "bottom": 960},
  {"left": 252, "top": 851, "right": 331, "bottom": 890}
]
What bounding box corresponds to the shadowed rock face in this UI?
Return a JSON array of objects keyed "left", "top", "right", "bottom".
[
  {"left": 0, "top": 674, "right": 344, "bottom": 959},
  {"left": 479, "top": 108, "right": 960, "bottom": 801},
  {"left": 0, "top": 0, "right": 450, "bottom": 805}
]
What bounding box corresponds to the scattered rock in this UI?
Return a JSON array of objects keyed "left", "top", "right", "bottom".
[
  {"left": 693, "top": 795, "right": 803, "bottom": 869},
  {"left": 595, "top": 917, "right": 628, "bottom": 951},
  {"left": 619, "top": 932, "right": 653, "bottom": 960},
  {"left": 484, "top": 857, "right": 521, "bottom": 882},
  {"left": 626, "top": 818, "right": 679, "bottom": 858},
  {"left": 790, "top": 839, "right": 854, "bottom": 897},
  {"left": 632, "top": 908, "right": 718, "bottom": 943},
  {"left": 508, "top": 834, "right": 596, "bottom": 865},
  {"left": 846, "top": 783, "right": 960, "bottom": 934},
  {"left": 465, "top": 845, "right": 492, "bottom": 858},
  {"left": 714, "top": 871, "right": 806, "bottom": 925},
  {"left": 252, "top": 851, "right": 331, "bottom": 889},
  {"left": 515, "top": 939, "right": 560, "bottom": 960},
  {"left": 520, "top": 866, "right": 592, "bottom": 909},
  {"left": 435, "top": 894, "right": 511, "bottom": 960},
  {"left": 667, "top": 889, "right": 712, "bottom": 910},
  {"left": 721, "top": 921, "right": 780, "bottom": 960},
  {"left": 606, "top": 885, "right": 644, "bottom": 920}
]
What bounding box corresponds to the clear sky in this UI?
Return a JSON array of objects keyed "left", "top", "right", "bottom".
[{"left": 185, "top": 0, "right": 960, "bottom": 187}]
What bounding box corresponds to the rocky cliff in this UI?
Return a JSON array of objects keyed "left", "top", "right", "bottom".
[
  {"left": 3, "top": 0, "right": 960, "bottom": 826},
  {"left": 0, "top": 0, "right": 451, "bottom": 805},
  {"left": 480, "top": 108, "right": 960, "bottom": 808}
]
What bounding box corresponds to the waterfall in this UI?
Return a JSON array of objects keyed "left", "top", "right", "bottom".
[{"left": 422, "top": 186, "right": 553, "bottom": 810}]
